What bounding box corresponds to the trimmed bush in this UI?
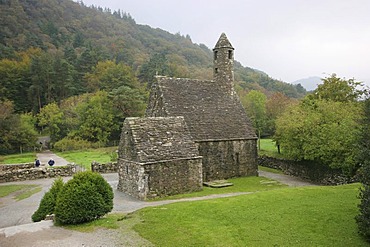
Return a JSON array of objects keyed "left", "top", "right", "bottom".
[
  {"left": 32, "top": 177, "right": 64, "bottom": 222},
  {"left": 54, "top": 171, "right": 113, "bottom": 225}
]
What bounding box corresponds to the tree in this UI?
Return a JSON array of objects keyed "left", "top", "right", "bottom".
[
  {"left": 356, "top": 97, "right": 370, "bottom": 241},
  {"left": 266, "top": 92, "right": 297, "bottom": 136},
  {"left": 37, "top": 103, "right": 64, "bottom": 143},
  {"left": 138, "top": 53, "right": 171, "bottom": 86},
  {"left": 84, "top": 60, "right": 140, "bottom": 92},
  {"left": 311, "top": 74, "right": 366, "bottom": 102},
  {"left": 275, "top": 99, "right": 362, "bottom": 174},
  {"left": 0, "top": 101, "right": 37, "bottom": 154},
  {"left": 242, "top": 90, "right": 267, "bottom": 150},
  {"left": 109, "top": 86, "right": 147, "bottom": 117},
  {"left": 15, "top": 113, "right": 38, "bottom": 153},
  {"left": 275, "top": 76, "right": 365, "bottom": 174},
  {"left": 0, "top": 49, "right": 37, "bottom": 112},
  {"left": 75, "top": 91, "right": 118, "bottom": 145},
  {"left": 29, "top": 51, "right": 54, "bottom": 111}
]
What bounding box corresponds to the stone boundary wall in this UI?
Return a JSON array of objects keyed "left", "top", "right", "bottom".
[
  {"left": 0, "top": 164, "right": 78, "bottom": 183},
  {"left": 0, "top": 163, "right": 35, "bottom": 172},
  {"left": 258, "top": 155, "right": 357, "bottom": 185},
  {"left": 91, "top": 161, "right": 118, "bottom": 173}
]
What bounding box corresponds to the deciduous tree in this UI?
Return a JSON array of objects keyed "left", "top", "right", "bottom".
[
  {"left": 275, "top": 99, "right": 362, "bottom": 174},
  {"left": 37, "top": 102, "right": 64, "bottom": 143},
  {"left": 242, "top": 90, "right": 267, "bottom": 150}
]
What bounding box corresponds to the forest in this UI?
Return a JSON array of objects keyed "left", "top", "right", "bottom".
[{"left": 0, "top": 0, "right": 308, "bottom": 154}]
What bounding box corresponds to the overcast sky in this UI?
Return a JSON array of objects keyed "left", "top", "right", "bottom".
[{"left": 81, "top": 0, "right": 370, "bottom": 87}]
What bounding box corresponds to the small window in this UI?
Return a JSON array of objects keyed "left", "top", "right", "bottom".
[
  {"left": 228, "top": 50, "right": 233, "bottom": 59},
  {"left": 214, "top": 50, "right": 218, "bottom": 60},
  {"left": 215, "top": 68, "right": 218, "bottom": 74}
]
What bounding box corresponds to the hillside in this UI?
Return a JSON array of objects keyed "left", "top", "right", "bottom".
[{"left": 0, "top": 0, "right": 306, "bottom": 113}]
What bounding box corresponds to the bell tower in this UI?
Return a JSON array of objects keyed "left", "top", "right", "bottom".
[{"left": 213, "top": 33, "right": 234, "bottom": 95}]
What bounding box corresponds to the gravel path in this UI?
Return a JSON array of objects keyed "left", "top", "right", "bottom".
[{"left": 0, "top": 154, "right": 315, "bottom": 246}]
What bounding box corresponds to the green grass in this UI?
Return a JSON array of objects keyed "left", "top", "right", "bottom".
[
  {"left": 0, "top": 152, "right": 36, "bottom": 164},
  {"left": 258, "top": 138, "right": 286, "bottom": 158},
  {"left": 63, "top": 213, "right": 125, "bottom": 232},
  {"left": 0, "top": 184, "right": 41, "bottom": 200},
  {"left": 56, "top": 146, "right": 118, "bottom": 170},
  {"left": 132, "top": 183, "right": 367, "bottom": 246},
  {"left": 149, "top": 176, "right": 287, "bottom": 201},
  {"left": 15, "top": 186, "right": 42, "bottom": 200}
]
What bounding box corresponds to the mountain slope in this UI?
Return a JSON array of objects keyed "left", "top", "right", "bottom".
[{"left": 0, "top": 0, "right": 306, "bottom": 98}]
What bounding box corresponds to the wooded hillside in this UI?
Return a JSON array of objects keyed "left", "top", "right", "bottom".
[{"left": 0, "top": 0, "right": 306, "bottom": 113}]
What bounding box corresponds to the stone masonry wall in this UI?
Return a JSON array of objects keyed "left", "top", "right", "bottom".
[
  {"left": 198, "top": 139, "right": 258, "bottom": 182},
  {"left": 118, "top": 157, "right": 203, "bottom": 200},
  {"left": 258, "top": 156, "right": 357, "bottom": 185},
  {"left": 91, "top": 161, "right": 118, "bottom": 173},
  {"left": 0, "top": 163, "right": 78, "bottom": 183}
]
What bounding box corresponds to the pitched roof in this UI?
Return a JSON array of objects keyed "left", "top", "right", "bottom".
[
  {"left": 146, "top": 77, "right": 257, "bottom": 141},
  {"left": 119, "top": 116, "right": 200, "bottom": 163},
  {"left": 214, "top": 33, "right": 234, "bottom": 50}
]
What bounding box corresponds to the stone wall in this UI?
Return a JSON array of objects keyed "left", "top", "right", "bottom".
[
  {"left": 198, "top": 139, "right": 258, "bottom": 181},
  {"left": 0, "top": 164, "right": 78, "bottom": 183},
  {"left": 258, "top": 156, "right": 357, "bottom": 185},
  {"left": 91, "top": 161, "right": 118, "bottom": 173},
  {"left": 0, "top": 163, "right": 35, "bottom": 172},
  {"left": 118, "top": 157, "right": 203, "bottom": 200}
]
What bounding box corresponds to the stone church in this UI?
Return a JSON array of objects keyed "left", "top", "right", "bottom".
[{"left": 118, "top": 33, "right": 257, "bottom": 200}]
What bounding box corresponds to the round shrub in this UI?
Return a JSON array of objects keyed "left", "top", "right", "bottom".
[
  {"left": 32, "top": 177, "right": 64, "bottom": 222},
  {"left": 54, "top": 171, "right": 113, "bottom": 225}
]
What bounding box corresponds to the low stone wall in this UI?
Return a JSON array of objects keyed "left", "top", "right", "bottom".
[
  {"left": 0, "top": 164, "right": 78, "bottom": 183},
  {"left": 0, "top": 163, "right": 35, "bottom": 172},
  {"left": 91, "top": 161, "right": 118, "bottom": 173},
  {"left": 258, "top": 155, "right": 356, "bottom": 185}
]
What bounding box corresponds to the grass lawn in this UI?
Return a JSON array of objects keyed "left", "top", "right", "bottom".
[
  {"left": 56, "top": 147, "right": 117, "bottom": 170},
  {"left": 131, "top": 183, "right": 367, "bottom": 246},
  {"left": 0, "top": 152, "right": 36, "bottom": 164},
  {"left": 150, "top": 176, "right": 287, "bottom": 201},
  {"left": 0, "top": 184, "right": 41, "bottom": 200},
  {"left": 258, "top": 138, "right": 286, "bottom": 158}
]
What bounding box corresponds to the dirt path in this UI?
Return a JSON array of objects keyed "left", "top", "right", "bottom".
[{"left": 0, "top": 152, "right": 316, "bottom": 246}]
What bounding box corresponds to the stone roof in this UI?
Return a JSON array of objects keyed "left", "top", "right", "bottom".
[
  {"left": 145, "top": 77, "right": 257, "bottom": 141},
  {"left": 119, "top": 116, "right": 200, "bottom": 163},
  {"left": 214, "top": 33, "right": 234, "bottom": 50}
]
